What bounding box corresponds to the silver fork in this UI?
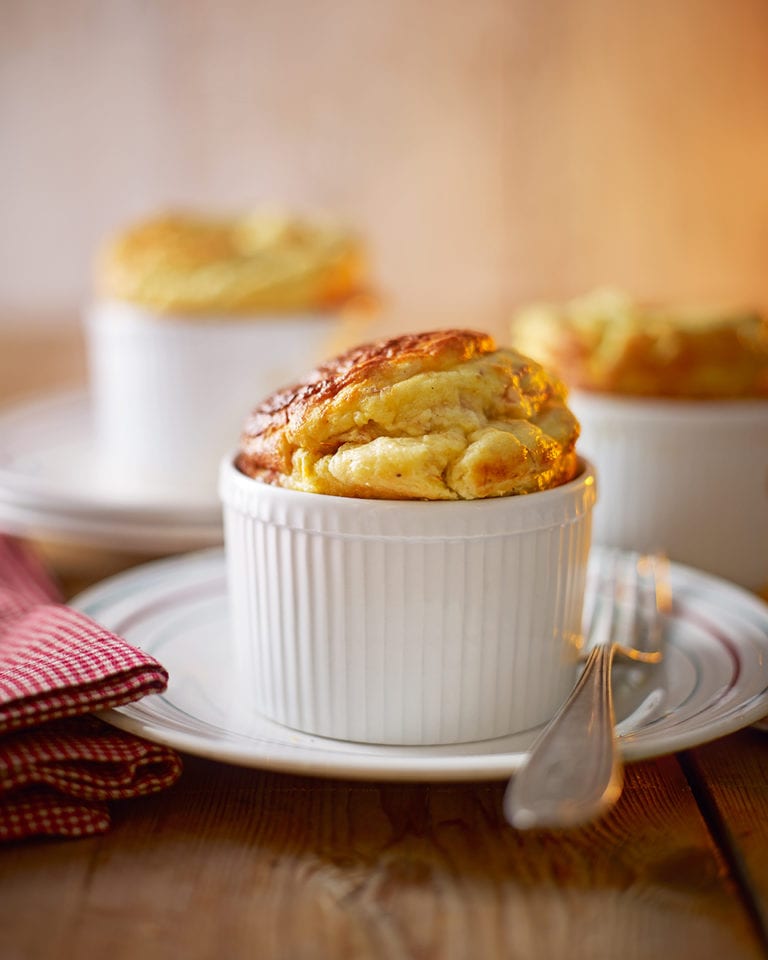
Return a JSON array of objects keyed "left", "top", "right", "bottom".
[{"left": 504, "top": 550, "right": 668, "bottom": 830}]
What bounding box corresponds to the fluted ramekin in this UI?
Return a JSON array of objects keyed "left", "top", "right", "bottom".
[
  {"left": 569, "top": 390, "right": 768, "bottom": 591},
  {"left": 84, "top": 300, "right": 346, "bottom": 502},
  {"left": 220, "top": 458, "right": 596, "bottom": 745}
]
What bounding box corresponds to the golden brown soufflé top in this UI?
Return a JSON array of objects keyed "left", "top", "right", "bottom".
[
  {"left": 96, "top": 211, "right": 365, "bottom": 315},
  {"left": 236, "top": 329, "right": 581, "bottom": 500},
  {"left": 511, "top": 289, "right": 768, "bottom": 399}
]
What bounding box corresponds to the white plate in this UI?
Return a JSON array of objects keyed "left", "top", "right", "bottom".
[
  {"left": 71, "top": 548, "right": 768, "bottom": 781},
  {"left": 0, "top": 390, "right": 222, "bottom": 552}
]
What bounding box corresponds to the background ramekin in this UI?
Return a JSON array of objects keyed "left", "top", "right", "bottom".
[
  {"left": 220, "top": 458, "right": 596, "bottom": 745},
  {"left": 569, "top": 390, "right": 768, "bottom": 591},
  {"left": 85, "top": 300, "right": 353, "bottom": 503}
]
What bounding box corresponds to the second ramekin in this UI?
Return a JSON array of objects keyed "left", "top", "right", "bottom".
[
  {"left": 569, "top": 390, "right": 768, "bottom": 591},
  {"left": 85, "top": 300, "right": 346, "bottom": 503},
  {"left": 220, "top": 458, "right": 596, "bottom": 746}
]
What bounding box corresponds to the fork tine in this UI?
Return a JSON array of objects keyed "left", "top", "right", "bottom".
[
  {"left": 616, "top": 553, "right": 667, "bottom": 663},
  {"left": 637, "top": 555, "right": 660, "bottom": 655},
  {"left": 585, "top": 550, "right": 667, "bottom": 662},
  {"left": 583, "top": 549, "right": 617, "bottom": 649},
  {"left": 614, "top": 552, "right": 638, "bottom": 651}
]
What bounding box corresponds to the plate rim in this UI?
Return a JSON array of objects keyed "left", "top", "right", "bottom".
[
  {"left": 0, "top": 388, "right": 221, "bottom": 519},
  {"left": 0, "top": 389, "right": 223, "bottom": 552},
  {"left": 72, "top": 547, "right": 768, "bottom": 782}
]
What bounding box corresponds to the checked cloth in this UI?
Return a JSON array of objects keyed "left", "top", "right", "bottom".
[{"left": 0, "top": 536, "right": 182, "bottom": 840}]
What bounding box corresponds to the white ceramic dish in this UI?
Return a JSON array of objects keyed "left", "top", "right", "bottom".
[
  {"left": 220, "top": 458, "right": 596, "bottom": 745},
  {"left": 569, "top": 390, "right": 768, "bottom": 592},
  {"left": 0, "top": 390, "right": 222, "bottom": 552},
  {"left": 85, "top": 300, "right": 344, "bottom": 501},
  {"left": 70, "top": 547, "right": 768, "bottom": 782}
]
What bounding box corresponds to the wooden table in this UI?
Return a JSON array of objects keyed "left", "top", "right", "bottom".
[{"left": 2, "top": 326, "right": 768, "bottom": 960}]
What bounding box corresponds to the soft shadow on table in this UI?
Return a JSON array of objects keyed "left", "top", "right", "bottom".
[
  {"left": 109, "top": 754, "right": 716, "bottom": 886},
  {"left": 3, "top": 740, "right": 765, "bottom": 959}
]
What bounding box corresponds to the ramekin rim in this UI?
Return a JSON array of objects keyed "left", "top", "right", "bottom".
[
  {"left": 569, "top": 387, "right": 768, "bottom": 420},
  {"left": 84, "top": 299, "right": 344, "bottom": 327}
]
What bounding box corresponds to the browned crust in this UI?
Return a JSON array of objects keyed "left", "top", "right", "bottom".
[
  {"left": 512, "top": 294, "right": 768, "bottom": 399},
  {"left": 545, "top": 326, "right": 768, "bottom": 397},
  {"left": 237, "top": 329, "right": 496, "bottom": 477}
]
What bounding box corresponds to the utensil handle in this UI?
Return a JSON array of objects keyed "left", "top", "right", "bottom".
[{"left": 504, "top": 643, "right": 623, "bottom": 830}]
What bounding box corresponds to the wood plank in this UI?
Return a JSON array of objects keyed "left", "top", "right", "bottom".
[
  {"left": 0, "top": 755, "right": 762, "bottom": 960},
  {"left": 683, "top": 729, "right": 768, "bottom": 941}
]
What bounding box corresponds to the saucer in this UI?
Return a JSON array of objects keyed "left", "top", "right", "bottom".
[
  {"left": 0, "top": 390, "right": 222, "bottom": 552},
  {"left": 70, "top": 548, "right": 768, "bottom": 781}
]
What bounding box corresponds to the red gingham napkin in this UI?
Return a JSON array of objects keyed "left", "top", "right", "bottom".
[{"left": 0, "top": 536, "right": 182, "bottom": 841}]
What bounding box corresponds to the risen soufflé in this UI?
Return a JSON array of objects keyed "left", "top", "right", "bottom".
[
  {"left": 511, "top": 288, "right": 768, "bottom": 399},
  {"left": 96, "top": 211, "right": 365, "bottom": 315},
  {"left": 236, "top": 329, "right": 580, "bottom": 500}
]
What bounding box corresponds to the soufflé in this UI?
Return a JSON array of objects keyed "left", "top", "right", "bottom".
[
  {"left": 236, "top": 328, "right": 581, "bottom": 500},
  {"left": 96, "top": 210, "right": 366, "bottom": 314},
  {"left": 87, "top": 210, "right": 369, "bottom": 501},
  {"left": 511, "top": 288, "right": 768, "bottom": 399},
  {"left": 222, "top": 328, "right": 594, "bottom": 744},
  {"left": 510, "top": 289, "right": 768, "bottom": 590}
]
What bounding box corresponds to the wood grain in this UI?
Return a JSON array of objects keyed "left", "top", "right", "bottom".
[
  {"left": 684, "top": 730, "right": 768, "bottom": 943},
  {"left": 0, "top": 757, "right": 763, "bottom": 960}
]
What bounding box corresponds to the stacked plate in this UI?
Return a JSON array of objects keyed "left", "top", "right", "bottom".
[{"left": 0, "top": 390, "right": 223, "bottom": 554}]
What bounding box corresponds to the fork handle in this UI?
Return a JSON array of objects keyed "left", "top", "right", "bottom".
[{"left": 504, "top": 643, "right": 623, "bottom": 830}]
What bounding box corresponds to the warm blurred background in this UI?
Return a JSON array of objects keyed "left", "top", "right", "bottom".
[{"left": 3, "top": 0, "right": 768, "bottom": 341}]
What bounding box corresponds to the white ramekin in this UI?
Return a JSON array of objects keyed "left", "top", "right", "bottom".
[
  {"left": 84, "top": 300, "right": 347, "bottom": 503},
  {"left": 569, "top": 390, "right": 768, "bottom": 591},
  {"left": 220, "top": 458, "right": 596, "bottom": 745}
]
